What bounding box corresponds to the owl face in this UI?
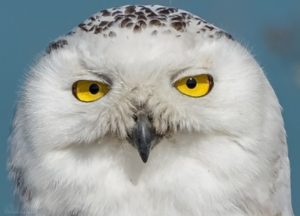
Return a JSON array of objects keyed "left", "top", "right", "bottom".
[{"left": 23, "top": 5, "right": 265, "bottom": 162}]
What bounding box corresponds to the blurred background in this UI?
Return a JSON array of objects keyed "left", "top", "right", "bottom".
[{"left": 0, "top": 0, "right": 299, "bottom": 214}]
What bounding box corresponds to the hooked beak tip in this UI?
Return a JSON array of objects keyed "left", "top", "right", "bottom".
[{"left": 139, "top": 151, "right": 149, "bottom": 163}]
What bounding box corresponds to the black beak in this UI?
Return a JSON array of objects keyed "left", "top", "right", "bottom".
[{"left": 128, "top": 113, "right": 160, "bottom": 163}]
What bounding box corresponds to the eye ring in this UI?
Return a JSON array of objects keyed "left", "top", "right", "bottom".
[
  {"left": 174, "top": 74, "right": 214, "bottom": 98},
  {"left": 72, "top": 80, "right": 110, "bottom": 102}
]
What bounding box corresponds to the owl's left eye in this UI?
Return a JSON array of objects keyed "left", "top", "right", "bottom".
[
  {"left": 72, "top": 80, "right": 110, "bottom": 102},
  {"left": 174, "top": 74, "right": 214, "bottom": 97}
]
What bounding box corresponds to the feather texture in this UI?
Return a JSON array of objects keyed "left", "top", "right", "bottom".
[{"left": 8, "top": 5, "right": 294, "bottom": 216}]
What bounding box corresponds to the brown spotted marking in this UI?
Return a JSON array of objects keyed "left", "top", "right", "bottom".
[
  {"left": 205, "top": 25, "right": 215, "bottom": 31},
  {"left": 171, "top": 22, "right": 185, "bottom": 32},
  {"left": 121, "top": 18, "right": 132, "bottom": 28},
  {"left": 133, "top": 25, "right": 142, "bottom": 32},
  {"left": 125, "top": 5, "right": 136, "bottom": 14},
  {"left": 94, "top": 26, "right": 102, "bottom": 34},
  {"left": 126, "top": 22, "right": 134, "bottom": 28},
  {"left": 137, "top": 20, "right": 147, "bottom": 29},
  {"left": 46, "top": 39, "right": 68, "bottom": 54},
  {"left": 137, "top": 14, "right": 147, "bottom": 20},
  {"left": 171, "top": 15, "right": 183, "bottom": 21},
  {"left": 112, "top": 10, "right": 122, "bottom": 16},
  {"left": 101, "top": 9, "right": 111, "bottom": 16},
  {"left": 78, "top": 23, "right": 88, "bottom": 32},
  {"left": 89, "top": 16, "right": 96, "bottom": 21},
  {"left": 99, "top": 21, "right": 109, "bottom": 27},
  {"left": 149, "top": 19, "right": 161, "bottom": 26},
  {"left": 46, "top": 5, "right": 233, "bottom": 54}
]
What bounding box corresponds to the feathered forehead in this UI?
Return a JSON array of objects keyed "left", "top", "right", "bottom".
[{"left": 46, "top": 5, "right": 233, "bottom": 54}]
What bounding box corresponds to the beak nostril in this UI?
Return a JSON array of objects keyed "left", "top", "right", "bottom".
[{"left": 148, "top": 115, "right": 153, "bottom": 122}]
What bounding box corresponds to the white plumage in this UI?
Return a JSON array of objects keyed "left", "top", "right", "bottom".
[{"left": 9, "top": 5, "right": 294, "bottom": 216}]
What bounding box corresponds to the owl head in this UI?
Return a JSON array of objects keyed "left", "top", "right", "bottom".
[{"left": 15, "top": 5, "right": 281, "bottom": 164}]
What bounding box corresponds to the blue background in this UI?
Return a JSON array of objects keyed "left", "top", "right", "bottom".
[{"left": 0, "top": 0, "right": 299, "bottom": 214}]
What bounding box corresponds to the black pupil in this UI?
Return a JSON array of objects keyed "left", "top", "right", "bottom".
[
  {"left": 89, "top": 84, "right": 100, "bottom": 94},
  {"left": 186, "top": 78, "right": 197, "bottom": 89}
]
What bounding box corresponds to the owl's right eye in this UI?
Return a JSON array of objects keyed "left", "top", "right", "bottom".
[
  {"left": 72, "top": 80, "right": 110, "bottom": 102},
  {"left": 174, "top": 74, "right": 213, "bottom": 98}
]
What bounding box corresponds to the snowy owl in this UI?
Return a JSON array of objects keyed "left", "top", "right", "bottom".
[{"left": 8, "top": 5, "right": 294, "bottom": 216}]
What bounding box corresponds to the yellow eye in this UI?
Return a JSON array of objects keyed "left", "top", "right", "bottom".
[
  {"left": 72, "top": 80, "right": 110, "bottom": 102},
  {"left": 174, "top": 74, "right": 213, "bottom": 97}
]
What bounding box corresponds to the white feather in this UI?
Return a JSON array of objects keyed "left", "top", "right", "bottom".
[{"left": 8, "top": 5, "right": 294, "bottom": 216}]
